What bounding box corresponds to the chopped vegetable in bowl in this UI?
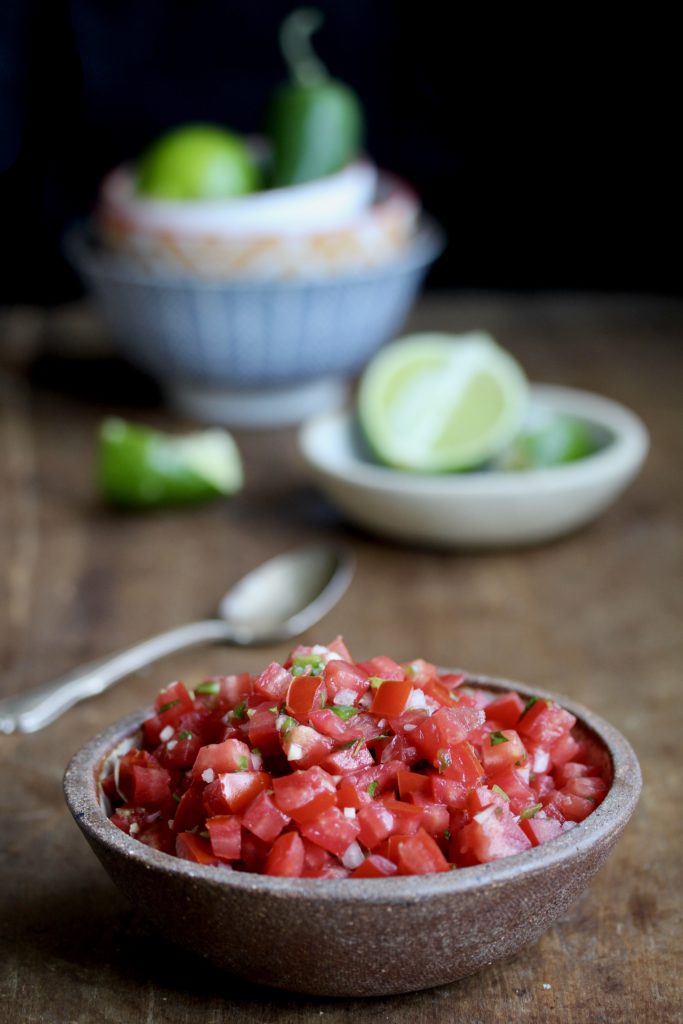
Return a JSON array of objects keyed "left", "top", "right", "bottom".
[{"left": 103, "top": 640, "right": 610, "bottom": 877}]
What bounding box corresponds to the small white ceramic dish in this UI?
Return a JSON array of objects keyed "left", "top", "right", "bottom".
[{"left": 299, "top": 384, "right": 649, "bottom": 548}]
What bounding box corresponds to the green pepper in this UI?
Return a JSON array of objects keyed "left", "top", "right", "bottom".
[{"left": 268, "top": 8, "right": 364, "bottom": 187}]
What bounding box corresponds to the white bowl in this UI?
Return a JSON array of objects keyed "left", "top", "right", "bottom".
[
  {"left": 98, "top": 159, "right": 379, "bottom": 235},
  {"left": 299, "top": 385, "right": 650, "bottom": 548}
]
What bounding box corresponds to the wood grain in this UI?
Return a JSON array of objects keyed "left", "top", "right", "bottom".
[{"left": 1, "top": 293, "right": 681, "bottom": 1023}]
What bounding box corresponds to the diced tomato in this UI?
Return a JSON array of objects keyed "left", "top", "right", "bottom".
[
  {"left": 308, "top": 707, "right": 349, "bottom": 739},
  {"left": 282, "top": 724, "right": 334, "bottom": 768},
  {"left": 117, "top": 751, "right": 171, "bottom": 805},
  {"left": 320, "top": 742, "right": 374, "bottom": 776},
  {"left": 325, "top": 636, "right": 353, "bottom": 661},
  {"left": 175, "top": 832, "right": 220, "bottom": 865},
  {"left": 407, "top": 794, "right": 450, "bottom": 836},
  {"left": 271, "top": 766, "right": 336, "bottom": 818},
  {"left": 202, "top": 771, "right": 269, "bottom": 816},
  {"left": 397, "top": 770, "right": 431, "bottom": 799},
  {"left": 484, "top": 692, "right": 525, "bottom": 729},
  {"left": 300, "top": 806, "right": 360, "bottom": 856},
  {"left": 520, "top": 814, "right": 563, "bottom": 847},
  {"left": 518, "top": 700, "right": 576, "bottom": 746},
  {"left": 108, "top": 641, "right": 609, "bottom": 877},
  {"left": 487, "top": 767, "right": 535, "bottom": 815},
  {"left": 240, "top": 829, "right": 272, "bottom": 872},
  {"left": 562, "top": 776, "right": 608, "bottom": 803},
  {"left": 264, "top": 832, "right": 305, "bottom": 877},
  {"left": 247, "top": 703, "right": 281, "bottom": 757},
  {"left": 395, "top": 828, "right": 450, "bottom": 875},
  {"left": 554, "top": 761, "right": 592, "bottom": 787},
  {"left": 357, "top": 802, "right": 395, "bottom": 849},
  {"left": 460, "top": 805, "right": 532, "bottom": 863},
  {"left": 191, "top": 738, "right": 253, "bottom": 779},
  {"left": 351, "top": 853, "right": 398, "bottom": 878},
  {"left": 323, "top": 660, "right": 369, "bottom": 701},
  {"left": 241, "top": 791, "right": 290, "bottom": 843},
  {"left": 481, "top": 729, "right": 528, "bottom": 775},
  {"left": 430, "top": 774, "right": 468, "bottom": 810},
  {"left": 286, "top": 674, "right": 326, "bottom": 719},
  {"left": 253, "top": 662, "right": 292, "bottom": 703},
  {"left": 206, "top": 815, "right": 241, "bottom": 860},
  {"left": 549, "top": 733, "right": 581, "bottom": 766},
  {"left": 370, "top": 679, "right": 413, "bottom": 717},
  {"left": 412, "top": 707, "right": 484, "bottom": 764}
]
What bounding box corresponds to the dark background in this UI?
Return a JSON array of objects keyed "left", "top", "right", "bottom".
[{"left": 0, "top": 0, "right": 679, "bottom": 305}]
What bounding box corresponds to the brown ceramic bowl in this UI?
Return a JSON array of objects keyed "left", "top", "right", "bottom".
[{"left": 63, "top": 674, "right": 641, "bottom": 997}]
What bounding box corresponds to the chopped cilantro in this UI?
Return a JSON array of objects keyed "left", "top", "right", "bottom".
[
  {"left": 437, "top": 749, "right": 452, "bottom": 773},
  {"left": 367, "top": 781, "right": 379, "bottom": 798},
  {"left": 177, "top": 730, "right": 193, "bottom": 741},
  {"left": 231, "top": 701, "right": 247, "bottom": 721},
  {"left": 523, "top": 696, "right": 539, "bottom": 713},
  {"left": 195, "top": 681, "right": 220, "bottom": 696},
  {"left": 269, "top": 706, "right": 279, "bottom": 714},
  {"left": 199, "top": 831, "right": 210, "bottom": 840},
  {"left": 520, "top": 803, "right": 543, "bottom": 819},
  {"left": 172, "top": 793, "right": 181, "bottom": 803},
  {"left": 279, "top": 715, "right": 298, "bottom": 734},
  {"left": 369, "top": 677, "right": 385, "bottom": 689},
  {"left": 492, "top": 784, "right": 509, "bottom": 801},
  {"left": 158, "top": 699, "right": 181, "bottom": 713},
  {"left": 236, "top": 755, "right": 249, "bottom": 772},
  {"left": 443, "top": 829, "right": 451, "bottom": 840},
  {"left": 328, "top": 705, "right": 358, "bottom": 721},
  {"left": 489, "top": 731, "right": 509, "bottom": 746}
]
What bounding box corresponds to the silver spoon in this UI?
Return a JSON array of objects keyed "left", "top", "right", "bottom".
[{"left": 0, "top": 544, "right": 353, "bottom": 735}]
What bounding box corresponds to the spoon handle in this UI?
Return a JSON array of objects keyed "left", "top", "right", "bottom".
[{"left": 0, "top": 619, "right": 232, "bottom": 735}]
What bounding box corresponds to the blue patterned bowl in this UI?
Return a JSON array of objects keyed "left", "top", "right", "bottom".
[{"left": 66, "top": 222, "right": 444, "bottom": 426}]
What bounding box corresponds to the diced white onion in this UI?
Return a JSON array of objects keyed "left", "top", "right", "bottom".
[
  {"left": 287, "top": 743, "right": 303, "bottom": 761},
  {"left": 343, "top": 806, "right": 357, "bottom": 819},
  {"left": 341, "top": 841, "right": 364, "bottom": 870},
  {"left": 333, "top": 689, "right": 358, "bottom": 706},
  {"left": 159, "top": 725, "right": 174, "bottom": 743},
  {"left": 129, "top": 822, "right": 139, "bottom": 835},
  {"left": 406, "top": 688, "right": 427, "bottom": 711},
  {"left": 251, "top": 751, "right": 263, "bottom": 770},
  {"left": 275, "top": 715, "right": 287, "bottom": 730},
  {"left": 376, "top": 719, "right": 387, "bottom": 731},
  {"left": 533, "top": 748, "right": 550, "bottom": 773},
  {"left": 359, "top": 692, "right": 373, "bottom": 709},
  {"left": 201, "top": 768, "right": 215, "bottom": 784},
  {"left": 166, "top": 739, "right": 177, "bottom": 751},
  {"left": 167, "top": 820, "right": 174, "bottom": 830},
  {"left": 311, "top": 644, "right": 343, "bottom": 663},
  {"left": 403, "top": 723, "right": 416, "bottom": 732}
]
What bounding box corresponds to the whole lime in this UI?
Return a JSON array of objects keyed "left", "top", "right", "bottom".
[{"left": 137, "top": 124, "right": 260, "bottom": 199}]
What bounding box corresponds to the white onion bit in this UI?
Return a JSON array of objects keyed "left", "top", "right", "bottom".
[
  {"left": 333, "top": 689, "right": 358, "bottom": 707},
  {"left": 201, "top": 768, "right": 215, "bottom": 784},
  {"left": 287, "top": 743, "right": 303, "bottom": 761},
  {"left": 343, "top": 806, "right": 357, "bottom": 819},
  {"left": 341, "top": 841, "right": 364, "bottom": 870},
  {"left": 159, "top": 725, "right": 174, "bottom": 743}
]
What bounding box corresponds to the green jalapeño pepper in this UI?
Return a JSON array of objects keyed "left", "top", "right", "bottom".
[{"left": 268, "top": 7, "right": 364, "bottom": 187}]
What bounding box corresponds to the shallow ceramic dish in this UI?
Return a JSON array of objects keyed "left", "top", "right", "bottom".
[
  {"left": 64, "top": 674, "right": 640, "bottom": 997},
  {"left": 299, "top": 385, "right": 650, "bottom": 548}
]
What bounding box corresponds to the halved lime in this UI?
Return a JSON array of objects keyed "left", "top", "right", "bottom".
[
  {"left": 357, "top": 333, "right": 530, "bottom": 471},
  {"left": 98, "top": 418, "right": 243, "bottom": 507}
]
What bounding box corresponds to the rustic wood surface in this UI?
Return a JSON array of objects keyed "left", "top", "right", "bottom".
[{"left": 0, "top": 294, "right": 681, "bottom": 1023}]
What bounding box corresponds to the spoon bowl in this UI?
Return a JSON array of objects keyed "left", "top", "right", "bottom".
[{"left": 0, "top": 543, "right": 353, "bottom": 734}]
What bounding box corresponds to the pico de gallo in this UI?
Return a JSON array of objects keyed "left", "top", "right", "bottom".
[{"left": 104, "top": 640, "right": 610, "bottom": 878}]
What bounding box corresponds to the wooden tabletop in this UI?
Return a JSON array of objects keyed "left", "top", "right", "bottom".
[{"left": 1, "top": 293, "right": 681, "bottom": 1023}]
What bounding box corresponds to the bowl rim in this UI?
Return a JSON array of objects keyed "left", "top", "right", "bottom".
[
  {"left": 62, "top": 217, "right": 446, "bottom": 292},
  {"left": 298, "top": 384, "right": 650, "bottom": 498},
  {"left": 64, "top": 672, "right": 641, "bottom": 904}
]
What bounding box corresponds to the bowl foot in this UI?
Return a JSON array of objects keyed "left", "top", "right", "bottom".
[{"left": 165, "top": 377, "right": 349, "bottom": 428}]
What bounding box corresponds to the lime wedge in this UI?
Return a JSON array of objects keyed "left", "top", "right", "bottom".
[
  {"left": 357, "top": 333, "right": 530, "bottom": 471},
  {"left": 495, "top": 414, "right": 598, "bottom": 470},
  {"left": 98, "top": 419, "right": 243, "bottom": 507}
]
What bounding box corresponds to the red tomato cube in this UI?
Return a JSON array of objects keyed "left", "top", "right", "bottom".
[
  {"left": 484, "top": 691, "right": 525, "bottom": 728},
  {"left": 202, "top": 771, "right": 269, "bottom": 816},
  {"left": 175, "top": 832, "right": 219, "bottom": 865},
  {"left": 253, "top": 662, "right": 292, "bottom": 703},
  {"left": 264, "top": 832, "right": 305, "bottom": 877},
  {"left": 481, "top": 729, "right": 527, "bottom": 775},
  {"left": 241, "top": 791, "right": 291, "bottom": 843},
  {"left": 395, "top": 828, "right": 450, "bottom": 875},
  {"left": 191, "top": 738, "right": 253, "bottom": 779},
  {"left": 206, "top": 815, "right": 242, "bottom": 860},
  {"left": 299, "top": 806, "right": 360, "bottom": 857}
]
